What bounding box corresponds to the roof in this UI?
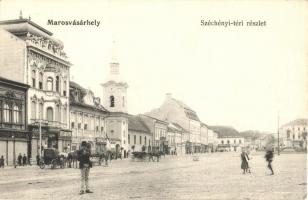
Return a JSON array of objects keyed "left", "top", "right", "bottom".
[
  {"left": 173, "top": 123, "right": 189, "bottom": 132},
  {"left": 128, "top": 115, "right": 151, "bottom": 134},
  {"left": 281, "top": 118, "right": 308, "bottom": 127},
  {"left": 70, "top": 81, "right": 87, "bottom": 92},
  {"left": 209, "top": 126, "right": 241, "bottom": 138},
  {"left": 139, "top": 114, "right": 168, "bottom": 125},
  {"left": 171, "top": 98, "right": 200, "bottom": 121},
  {"left": 0, "top": 76, "right": 30, "bottom": 89},
  {"left": 0, "top": 19, "right": 53, "bottom": 36},
  {"left": 70, "top": 101, "right": 109, "bottom": 113}
]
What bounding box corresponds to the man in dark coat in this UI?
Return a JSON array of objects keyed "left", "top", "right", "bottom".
[
  {"left": 17, "top": 153, "right": 22, "bottom": 166},
  {"left": 22, "top": 154, "right": 27, "bottom": 166},
  {"left": 77, "top": 141, "right": 93, "bottom": 195},
  {"left": 265, "top": 149, "right": 274, "bottom": 175},
  {"left": 0, "top": 155, "right": 4, "bottom": 168},
  {"left": 36, "top": 154, "right": 40, "bottom": 166}
]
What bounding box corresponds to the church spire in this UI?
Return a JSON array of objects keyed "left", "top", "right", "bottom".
[{"left": 109, "top": 39, "right": 121, "bottom": 79}]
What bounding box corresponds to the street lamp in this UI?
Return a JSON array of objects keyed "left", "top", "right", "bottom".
[
  {"left": 39, "top": 118, "right": 42, "bottom": 158},
  {"left": 12, "top": 135, "right": 16, "bottom": 168}
]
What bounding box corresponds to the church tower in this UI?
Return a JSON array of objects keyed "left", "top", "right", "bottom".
[{"left": 102, "top": 40, "right": 128, "bottom": 113}]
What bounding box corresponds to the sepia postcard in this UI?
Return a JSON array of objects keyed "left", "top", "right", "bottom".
[{"left": 0, "top": 0, "right": 307, "bottom": 199}]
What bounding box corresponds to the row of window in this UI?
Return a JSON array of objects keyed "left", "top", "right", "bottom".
[
  {"left": 71, "top": 113, "right": 105, "bottom": 131},
  {"left": 128, "top": 134, "right": 151, "bottom": 146},
  {"left": 221, "top": 139, "right": 242, "bottom": 145},
  {"left": 71, "top": 121, "right": 104, "bottom": 132},
  {"left": 31, "top": 70, "right": 67, "bottom": 96},
  {"left": 0, "top": 102, "right": 22, "bottom": 124},
  {"left": 31, "top": 102, "right": 67, "bottom": 123},
  {"left": 286, "top": 132, "right": 307, "bottom": 140}
]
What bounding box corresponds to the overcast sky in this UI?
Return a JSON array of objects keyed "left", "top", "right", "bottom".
[{"left": 1, "top": 0, "right": 307, "bottom": 133}]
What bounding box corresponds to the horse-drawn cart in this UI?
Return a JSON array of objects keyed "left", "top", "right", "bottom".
[
  {"left": 39, "top": 148, "right": 65, "bottom": 169},
  {"left": 131, "top": 151, "right": 162, "bottom": 162}
]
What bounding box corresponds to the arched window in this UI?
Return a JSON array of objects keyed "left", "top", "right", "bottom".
[
  {"left": 227, "top": 140, "right": 230, "bottom": 144},
  {"left": 234, "top": 139, "right": 236, "bottom": 144},
  {"left": 63, "top": 107, "right": 67, "bottom": 124},
  {"left": 39, "top": 72, "right": 43, "bottom": 89},
  {"left": 63, "top": 81, "right": 67, "bottom": 96},
  {"left": 47, "top": 107, "right": 53, "bottom": 122},
  {"left": 239, "top": 139, "right": 242, "bottom": 144},
  {"left": 39, "top": 103, "right": 43, "bottom": 119},
  {"left": 3, "top": 103, "right": 11, "bottom": 123},
  {"left": 31, "top": 101, "right": 36, "bottom": 120},
  {"left": 47, "top": 77, "right": 53, "bottom": 91},
  {"left": 13, "top": 105, "right": 21, "bottom": 123},
  {"left": 31, "top": 70, "right": 36, "bottom": 88},
  {"left": 145, "top": 136, "right": 147, "bottom": 145},
  {"left": 110, "top": 95, "right": 115, "bottom": 107},
  {"left": 55, "top": 105, "right": 60, "bottom": 122},
  {"left": 122, "top": 96, "right": 125, "bottom": 107},
  {"left": 221, "top": 140, "right": 224, "bottom": 144},
  {"left": 56, "top": 76, "right": 60, "bottom": 92}
]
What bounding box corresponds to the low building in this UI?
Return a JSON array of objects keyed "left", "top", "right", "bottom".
[
  {"left": 210, "top": 126, "right": 244, "bottom": 152},
  {"left": 0, "top": 77, "right": 30, "bottom": 165},
  {"left": 139, "top": 115, "right": 168, "bottom": 153},
  {"left": 127, "top": 115, "right": 152, "bottom": 153},
  {"left": 167, "top": 122, "right": 184, "bottom": 154}
]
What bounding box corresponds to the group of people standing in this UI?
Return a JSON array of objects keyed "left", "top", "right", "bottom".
[
  {"left": 241, "top": 147, "right": 274, "bottom": 175},
  {"left": 0, "top": 153, "right": 29, "bottom": 168}
]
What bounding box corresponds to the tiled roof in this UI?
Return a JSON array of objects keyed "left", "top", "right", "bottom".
[
  {"left": 70, "top": 81, "right": 86, "bottom": 92},
  {"left": 171, "top": 98, "right": 200, "bottom": 121},
  {"left": 128, "top": 115, "right": 151, "bottom": 134}
]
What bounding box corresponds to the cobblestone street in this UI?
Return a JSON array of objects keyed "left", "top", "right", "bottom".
[{"left": 0, "top": 152, "right": 306, "bottom": 200}]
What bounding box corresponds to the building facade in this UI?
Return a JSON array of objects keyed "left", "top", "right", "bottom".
[
  {"left": 217, "top": 136, "right": 244, "bottom": 152},
  {"left": 0, "top": 77, "right": 30, "bottom": 165},
  {"left": 127, "top": 115, "right": 152, "bottom": 153},
  {"left": 70, "top": 81, "right": 109, "bottom": 153},
  {"left": 139, "top": 115, "right": 168, "bottom": 153},
  {"left": 0, "top": 18, "right": 72, "bottom": 161},
  {"left": 145, "top": 93, "right": 206, "bottom": 153},
  {"left": 279, "top": 118, "right": 307, "bottom": 149}
]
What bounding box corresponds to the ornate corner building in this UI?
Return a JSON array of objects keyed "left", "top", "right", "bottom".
[
  {"left": 0, "top": 18, "right": 72, "bottom": 162},
  {"left": 0, "top": 77, "right": 30, "bottom": 165}
]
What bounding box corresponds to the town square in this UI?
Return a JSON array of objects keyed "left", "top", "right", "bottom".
[
  {"left": 0, "top": 0, "right": 307, "bottom": 199},
  {"left": 0, "top": 152, "right": 306, "bottom": 200}
]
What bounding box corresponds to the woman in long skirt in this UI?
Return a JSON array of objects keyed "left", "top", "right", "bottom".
[{"left": 241, "top": 149, "right": 250, "bottom": 174}]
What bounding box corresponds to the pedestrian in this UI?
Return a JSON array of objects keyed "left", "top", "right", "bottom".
[
  {"left": 22, "top": 154, "right": 27, "bottom": 166},
  {"left": 241, "top": 148, "right": 250, "bottom": 174},
  {"left": 18, "top": 153, "right": 22, "bottom": 166},
  {"left": 77, "top": 141, "right": 93, "bottom": 195},
  {"left": 0, "top": 155, "right": 4, "bottom": 168},
  {"left": 265, "top": 149, "right": 274, "bottom": 175},
  {"left": 36, "top": 154, "right": 40, "bottom": 166}
]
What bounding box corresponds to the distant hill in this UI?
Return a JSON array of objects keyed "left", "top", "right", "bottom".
[
  {"left": 210, "top": 126, "right": 272, "bottom": 140},
  {"left": 209, "top": 126, "right": 240, "bottom": 138}
]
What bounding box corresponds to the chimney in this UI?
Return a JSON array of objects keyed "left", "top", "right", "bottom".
[{"left": 166, "top": 93, "right": 172, "bottom": 101}]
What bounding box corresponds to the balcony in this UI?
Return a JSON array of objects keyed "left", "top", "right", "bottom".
[
  {"left": 0, "top": 122, "right": 25, "bottom": 130},
  {"left": 30, "top": 119, "right": 67, "bottom": 129}
]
